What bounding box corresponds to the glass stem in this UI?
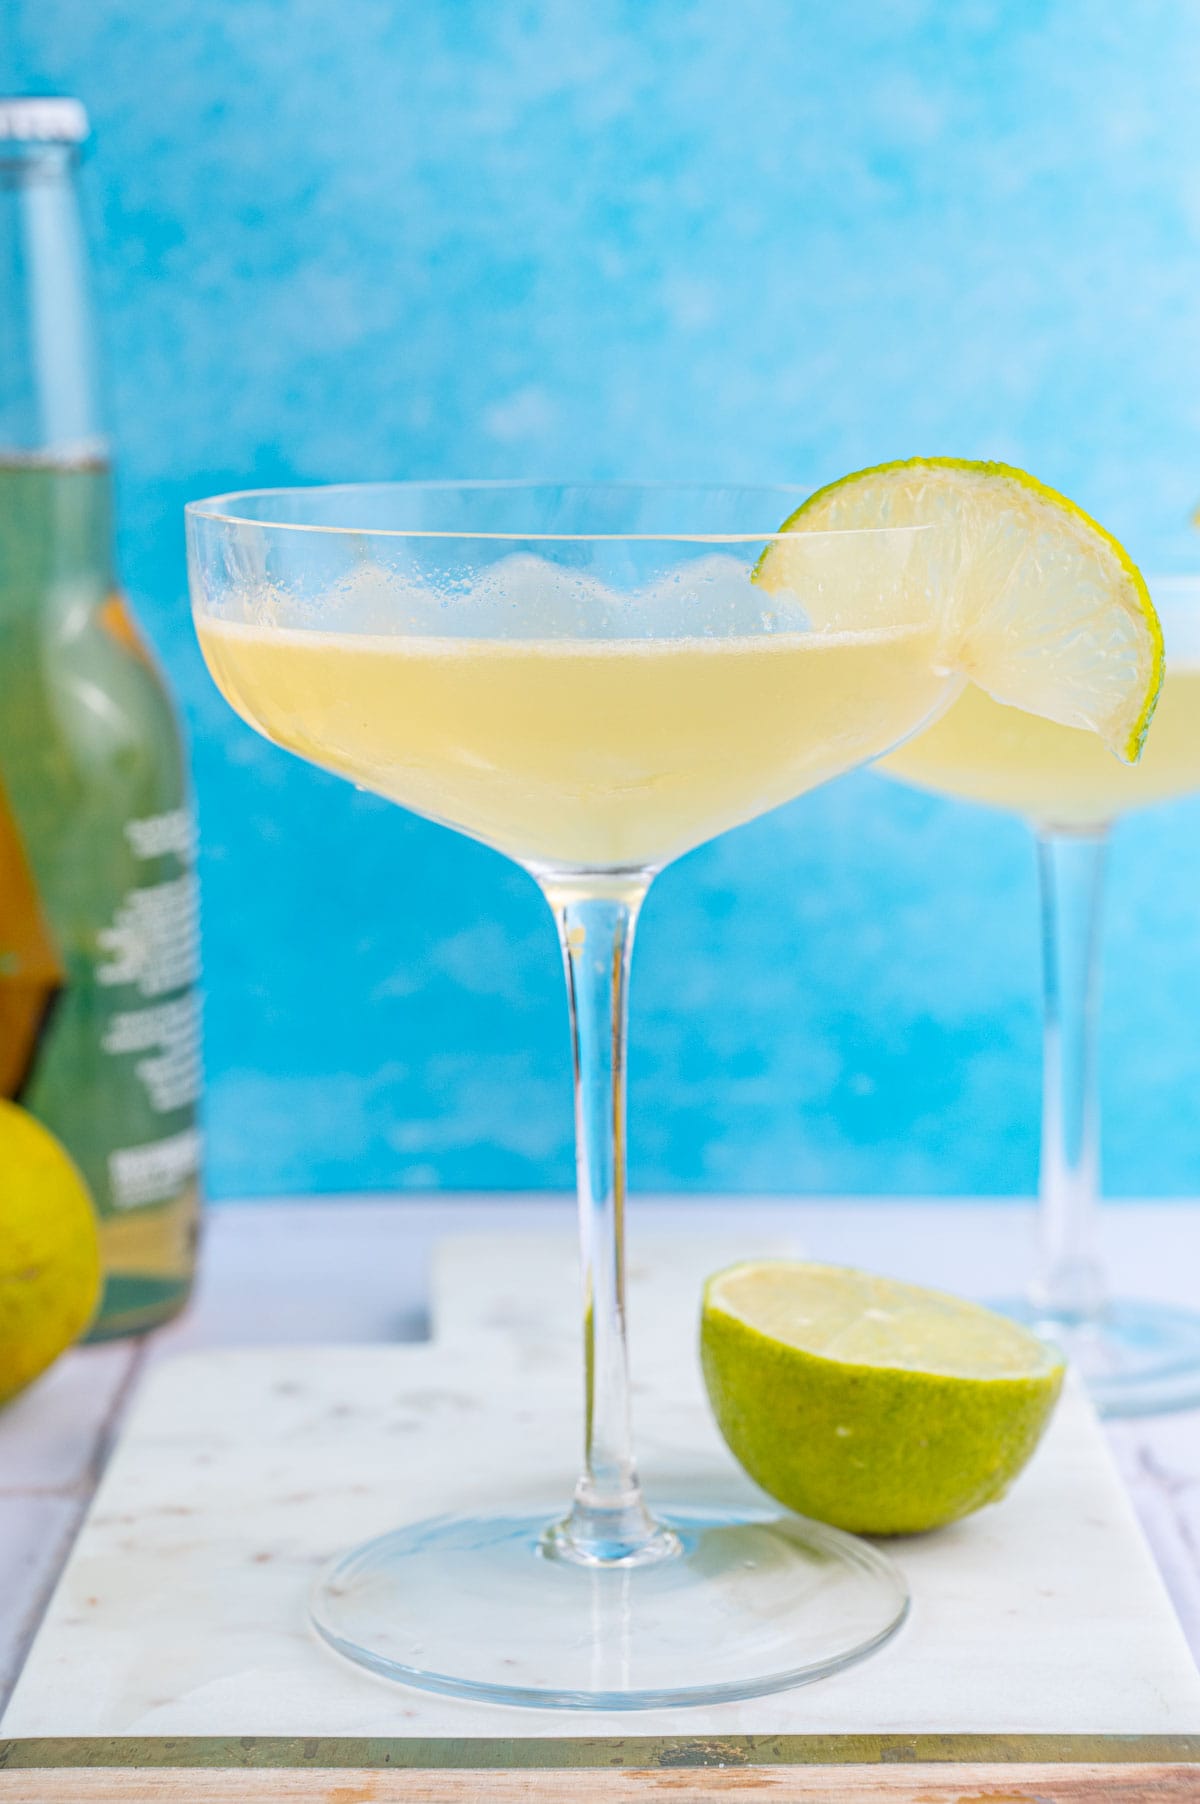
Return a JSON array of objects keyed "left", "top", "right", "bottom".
[
  {"left": 542, "top": 877, "right": 677, "bottom": 1568},
  {"left": 1030, "top": 827, "right": 1109, "bottom": 1324}
]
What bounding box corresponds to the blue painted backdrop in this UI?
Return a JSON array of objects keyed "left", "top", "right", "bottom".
[{"left": 9, "top": 2, "right": 1200, "bottom": 1198}]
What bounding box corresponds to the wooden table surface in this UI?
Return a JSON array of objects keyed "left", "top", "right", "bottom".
[{"left": 3, "top": 1195, "right": 1200, "bottom": 1719}]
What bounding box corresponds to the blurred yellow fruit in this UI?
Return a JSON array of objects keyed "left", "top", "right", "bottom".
[{"left": 0, "top": 1098, "right": 101, "bottom": 1405}]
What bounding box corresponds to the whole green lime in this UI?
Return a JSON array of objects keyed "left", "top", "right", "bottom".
[{"left": 701, "top": 1261, "right": 1064, "bottom": 1537}]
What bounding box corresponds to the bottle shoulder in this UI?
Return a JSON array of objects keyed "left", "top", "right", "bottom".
[
  {"left": 10, "top": 591, "right": 181, "bottom": 741},
  {"left": 0, "top": 596, "right": 190, "bottom": 886}
]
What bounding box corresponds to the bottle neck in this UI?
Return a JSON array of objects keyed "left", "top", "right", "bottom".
[{"left": 0, "top": 140, "right": 104, "bottom": 460}]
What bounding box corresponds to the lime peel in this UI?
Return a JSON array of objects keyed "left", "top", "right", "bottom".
[{"left": 701, "top": 1260, "right": 1065, "bottom": 1537}]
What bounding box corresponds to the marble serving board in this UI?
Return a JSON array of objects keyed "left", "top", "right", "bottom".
[{"left": 3, "top": 1230, "right": 1199, "bottom": 1770}]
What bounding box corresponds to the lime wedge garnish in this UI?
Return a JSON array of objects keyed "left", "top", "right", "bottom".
[
  {"left": 701, "top": 1260, "right": 1064, "bottom": 1536},
  {"left": 756, "top": 457, "right": 1163, "bottom": 762}
]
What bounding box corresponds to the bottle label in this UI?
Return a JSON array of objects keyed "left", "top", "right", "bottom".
[
  {"left": 100, "top": 993, "right": 201, "bottom": 1113},
  {"left": 109, "top": 1125, "right": 202, "bottom": 1211},
  {"left": 97, "top": 813, "right": 201, "bottom": 999},
  {"left": 1, "top": 795, "right": 203, "bottom": 1217},
  {"left": 98, "top": 808, "right": 203, "bottom": 1209}
]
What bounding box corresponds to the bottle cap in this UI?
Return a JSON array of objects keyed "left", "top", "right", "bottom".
[{"left": 0, "top": 97, "right": 89, "bottom": 143}]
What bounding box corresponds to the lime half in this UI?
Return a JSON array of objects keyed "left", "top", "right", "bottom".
[
  {"left": 756, "top": 458, "right": 1162, "bottom": 762},
  {"left": 701, "top": 1260, "right": 1065, "bottom": 1536}
]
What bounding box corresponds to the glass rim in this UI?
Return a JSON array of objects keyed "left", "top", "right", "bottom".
[{"left": 183, "top": 478, "right": 939, "bottom": 545}]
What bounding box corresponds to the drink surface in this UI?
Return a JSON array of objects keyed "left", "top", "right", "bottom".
[
  {"left": 879, "top": 666, "right": 1200, "bottom": 827},
  {"left": 0, "top": 463, "right": 201, "bottom": 1337},
  {"left": 198, "top": 600, "right": 946, "bottom": 872}
]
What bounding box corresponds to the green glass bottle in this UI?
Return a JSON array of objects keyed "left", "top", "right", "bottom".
[{"left": 0, "top": 98, "right": 201, "bottom": 1337}]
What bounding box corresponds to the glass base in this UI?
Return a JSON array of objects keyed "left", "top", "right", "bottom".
[
  {"left": 1000, "top": 1296, "right": 1200, "bottom": 1418},
  {"left": 310, "top": 1499, "right": 909, "bottom": 1710}
]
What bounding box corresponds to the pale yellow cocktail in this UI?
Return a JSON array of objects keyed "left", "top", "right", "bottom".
[
  {"left": 880, "top": 664, "right": 1200, "bottom": 827},
  {"left": 199, "top": 610, "right": 945, "bottom": 871}
]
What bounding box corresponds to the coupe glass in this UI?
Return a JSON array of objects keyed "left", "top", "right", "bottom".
[
  {"left": 881, "top": 577, "right": 1200, "bottom": 1416},
  {"left": 186, "top": 481, "right": 955, "bottom": 1709},
  {"left": 1010, "top": 579, "right": 1200, "bottom": 1414}
]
